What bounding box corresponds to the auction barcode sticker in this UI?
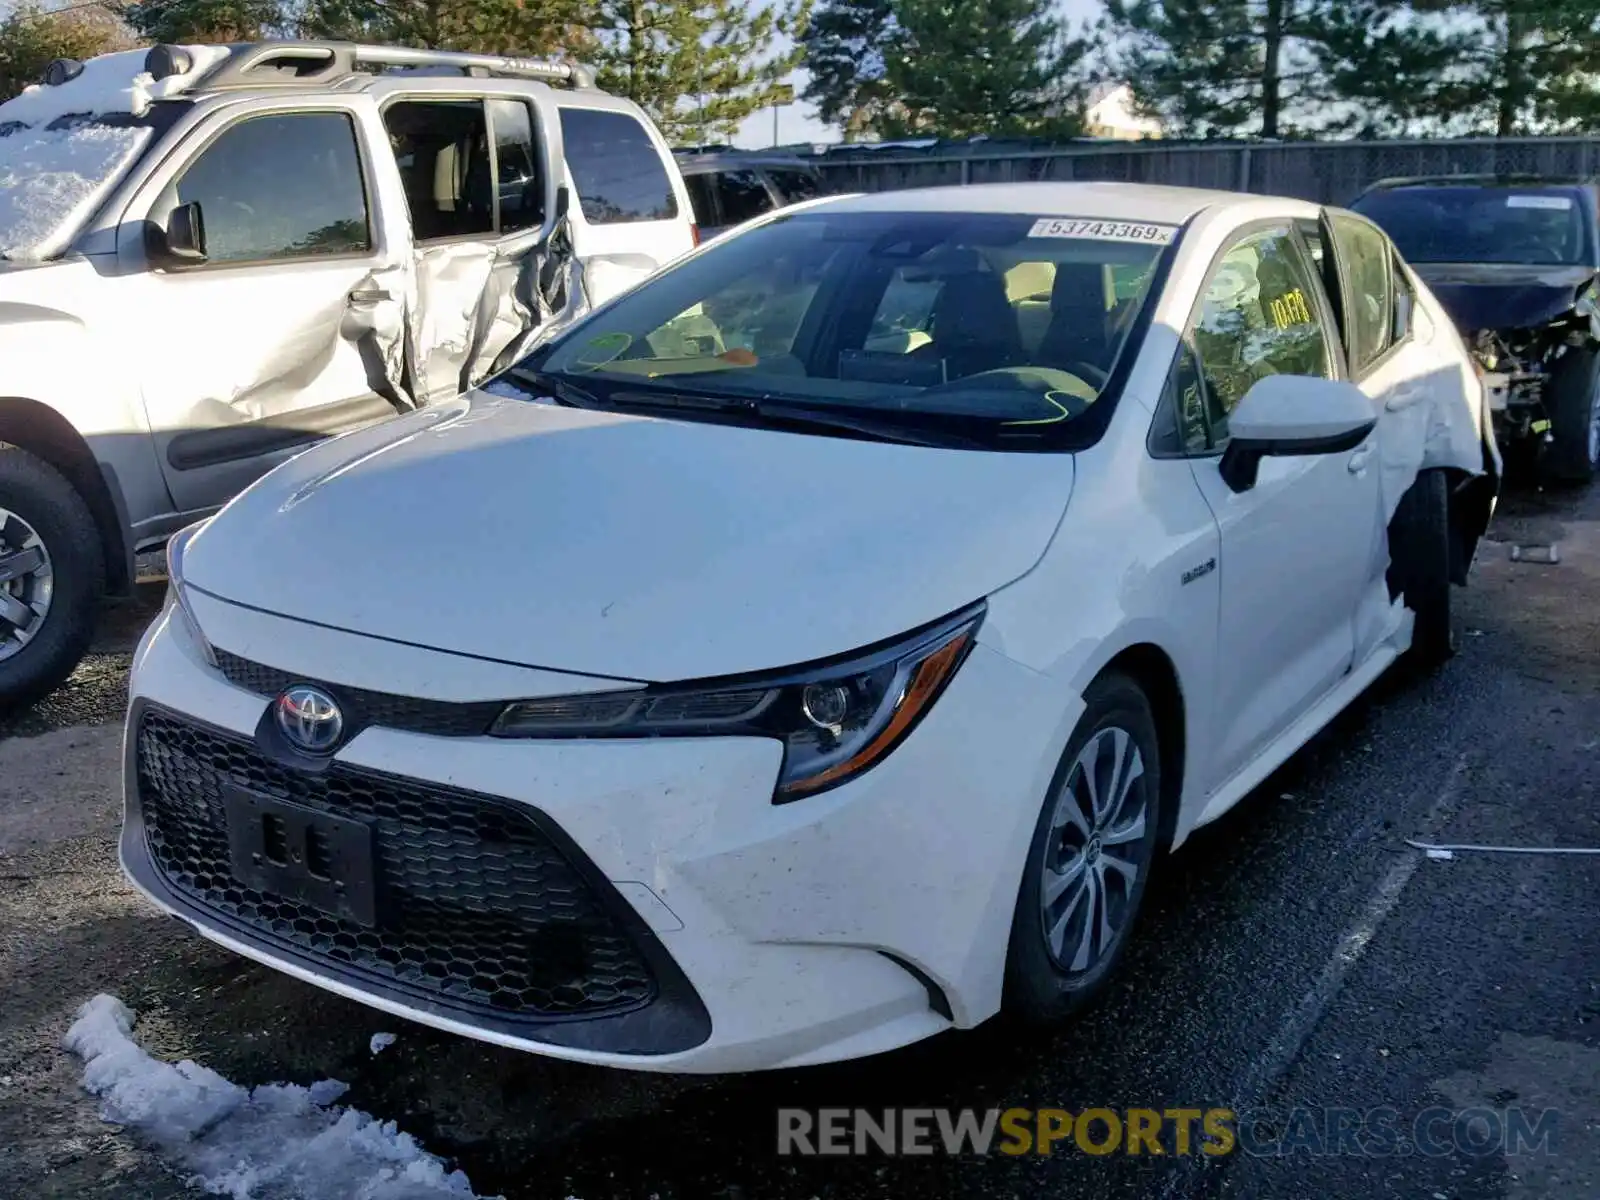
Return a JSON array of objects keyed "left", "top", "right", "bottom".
[
  {"left": 1028, "top": 217, "right": 1177, "bottom": 244},
  {"left": 1506, "top": 194, "right": 1572, "bottom": 210}
]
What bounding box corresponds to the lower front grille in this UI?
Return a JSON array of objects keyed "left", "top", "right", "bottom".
[{"left": 134, "top": 708, "right": 656, "bottom": 1021}]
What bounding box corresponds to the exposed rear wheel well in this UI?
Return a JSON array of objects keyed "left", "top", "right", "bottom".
[
  {"left": 0, "top": 398, "right": 129, "bottom": 595},
  {"left": 1100, "top": 644, "right": 1185, "bottom": 855}
]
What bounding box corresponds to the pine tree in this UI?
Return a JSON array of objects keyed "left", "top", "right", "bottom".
[
  {"left": 800, "top": 0, "right": 898, "bottom": 140},
  {"left": 0, "top": 3, "right": 137, "bottom": 102},
  {"left": 1304, "top": 0, "right": 1475, "bottom": 136},
  {"left": 1409, "top": 0, "right": 1600, "bottom": 135},
  {"left": 124, "top": 0, "right": 284, "bottom": 44},
  {"left": 297, "top": 0, "right": 594, "bottom": 59},
  {"left": 591, "top": 0, "right": 809, "bottom": 144},
  {"left": 1101, "top": 0, "right": 1325, "bottom": 139},
  {"left": 881, "top": 0, "right": 1087, "bottom": 139}
]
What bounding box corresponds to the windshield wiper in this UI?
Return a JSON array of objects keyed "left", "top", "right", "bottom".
[
  {"left": 607, "top": 388, "right": 993, "bottom": 450},
  {"left": 503, "top": 367, "right": 603, "bottom": 409}
]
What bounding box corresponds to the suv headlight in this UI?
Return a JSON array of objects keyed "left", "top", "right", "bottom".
[
  {"left": 164, "top": 520, "right": 216, "bottom": 667},
  {"left": 492, "top": 605, "right": 983, "bottom": 802}
]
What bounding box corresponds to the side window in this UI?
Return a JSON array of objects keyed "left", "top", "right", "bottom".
[
  {"left": 1191, "top": 227, "right": 1333, "bottom": 445},
  {"left": 683, "top": 173, "right": 717, "bottom": 225},
  {"left": 866, "top": 268, "right": 944, "bottom": 351},
  {"left": 173, "top": 113, "right": 370, "bottom": 264},
  {"left": 767, "top": 168, "right": 821, "bottom": 203},
  {"left": 383, "top": 100, "right": 494, "bottom": 242},
  {"left": 488, "top": 99, "right": 543, "bottom": 235},
  {"left": 1330, "top": 213, "right": 1394, "bottom": 373},
  {"left": 1391, "top": 251, "right": 1415, "bottom": 343},
  {"left": 713, "top": 169, "right": 773, "bottom": 226},
  {"left": 557, "top": 108, "right": 679, "bottom": 225}
]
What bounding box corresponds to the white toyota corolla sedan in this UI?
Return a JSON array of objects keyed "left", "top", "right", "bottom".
[{"left": 122, "top": 182, "right": 1500, "bottom": 1073}]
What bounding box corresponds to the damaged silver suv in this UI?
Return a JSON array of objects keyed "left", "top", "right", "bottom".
[{"left": 0, "top": 41, "right": 697, "bottom": 706}]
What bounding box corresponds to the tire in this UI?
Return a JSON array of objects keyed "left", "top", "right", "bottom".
[
  {"left": 1387, "top": 467, "right": 1454, "bottom": 669},
  {"left": 1544, "top": 345, "right": 1600, "bottom": 486},
  {"left": 0, "top": 445, "right": 105, "bottom": 710},
  {"left": 1004, "top": 671, "right": 1163, "bottom": 1024}
]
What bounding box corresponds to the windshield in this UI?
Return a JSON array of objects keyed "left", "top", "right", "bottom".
[
  {"left": 0, "top": 114, "right": 153, "bottom": 261},
  {"left": 526, "top": 209, "right": 1171, "bottom": 449},
  {"left": 1351, "top": 186, "right": 1591, "bottom": 266}
]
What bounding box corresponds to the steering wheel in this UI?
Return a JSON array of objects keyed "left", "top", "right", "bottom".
[{"left": 1065, "top": 361, "right": 1109, "bottom": 389}]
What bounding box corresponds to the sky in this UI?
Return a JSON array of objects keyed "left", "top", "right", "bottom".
[{"left": 731, "top": 0, "right": 1106, "bottom": 147}]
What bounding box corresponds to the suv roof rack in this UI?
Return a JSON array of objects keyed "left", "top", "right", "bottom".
[{"left": 147, "top": 40, "right": 598, "bottom": 93}]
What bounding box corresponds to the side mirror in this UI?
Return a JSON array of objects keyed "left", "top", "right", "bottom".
[
  {"left": 1219, "top": 375, "right": 1376, "bottom": 493},
  {"left": 158, "top": 201, "right": 207, "bottom": 265}
]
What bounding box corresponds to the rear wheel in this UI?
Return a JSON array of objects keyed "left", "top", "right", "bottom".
[
  {"left": 1545, "top": 345, "right": 1600, "bottom": 486},
  {"left": 1005, "top": 672, "right": 1162, "bottom": 1023},
  {"left": 1388, "top": 467, "right": 1454, "bottom": 668},
  {"left": 0, "top": 446, "right": 104, "bottom": 709}
]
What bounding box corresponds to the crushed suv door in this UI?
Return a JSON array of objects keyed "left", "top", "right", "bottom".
[
  {"left": 378, "top": 84, "right": 568, "bottom": 404},
  {"left": 117, "top": 97, "right": 411, "bottom": 515}
]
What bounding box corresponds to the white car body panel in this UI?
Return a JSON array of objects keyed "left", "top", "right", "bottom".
[
  {"left": 180, "top": 397, "right": 1078, "bottom": 681},
  {"left": 120, "top": 181, "right": 1495, "bottom": 1072}
]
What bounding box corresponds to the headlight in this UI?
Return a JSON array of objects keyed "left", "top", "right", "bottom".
[
  {"left": 492, "top": 605, "right": 983, "bottom": 802},
  {"left": 164, "top": 520, "right": 216, "bottom": 667}
]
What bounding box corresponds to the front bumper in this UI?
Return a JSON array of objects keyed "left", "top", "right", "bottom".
[{"left": 121, "top": 596, "right": 1064, "bottom": 1072}]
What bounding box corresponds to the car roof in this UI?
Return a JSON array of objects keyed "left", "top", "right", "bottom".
[
  {"left": 674, "top": 152, "right": 819, "bottom": 174},
  {"left": 1360, "top": 173, "right": 1597, "bottom": 195},
  {"left": 809, "top": 181, "right": 1268, "bottom": 225}
]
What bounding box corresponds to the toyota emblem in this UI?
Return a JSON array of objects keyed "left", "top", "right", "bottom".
[{"left": 275, "top": 685, "right": 344, "bottom": 754}]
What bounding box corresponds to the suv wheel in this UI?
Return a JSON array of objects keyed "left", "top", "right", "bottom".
[
  {"left": 1545, "top": 345, "right": 1600, "bottom": 486},
  {"left": 0, "top": 446, "right": 104, "bottom": 709}
]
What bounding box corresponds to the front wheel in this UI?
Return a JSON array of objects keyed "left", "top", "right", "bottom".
[
  {"left": 0, "top": 446, "right": 104, "bottom": 710},
  {"left": 1545, "top": 345, "right": 1600, "bottom": 486},
  {"left": 1004, "top": 671, "right": 1162, "bottom": 1023}
]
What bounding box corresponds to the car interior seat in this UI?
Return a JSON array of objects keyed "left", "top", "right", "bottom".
[
  {"left": 914, "top": 270, "right": 1025, "bottom": 380},
  {"left": 1038, "top": 260, "right": 1116, "bottom": 376}
]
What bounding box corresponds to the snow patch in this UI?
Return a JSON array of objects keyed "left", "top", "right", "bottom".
[
  {"left": 64, "top": 995, "right": 495, "bottom": 1200},
  {"left": 0, "top": 122, "right": 150, "bottom": 261},
  {"left": 370, "top": 1032, "right": 398, "bottom": 1056},
  {"left": 0, "top": 45, "right": 229, "bottom": 127}
]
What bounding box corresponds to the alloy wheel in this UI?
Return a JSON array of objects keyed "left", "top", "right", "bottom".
[
  {"left": 1039, "top": 725, "right": 1151, "bottom": 975},
  {"left": 0, "top": 508, "right": 54, "bottom": 663}
]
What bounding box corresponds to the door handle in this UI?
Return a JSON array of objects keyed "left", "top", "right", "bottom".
[
  {"left": 1348, "top": 444, "right": 1374, "bottom": 473},
  {"left": 1385, "top": 387, "right": 1425, "bottom": 412},
  {"left": 348, "top": 288, "right": 392, "bottom": 305}
]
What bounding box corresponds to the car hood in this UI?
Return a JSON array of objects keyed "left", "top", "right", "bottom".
[
  {"left": 1410, "top": 262, "right": 1596, "bottom": 333},
  {"left": 184, "top": 394, "right": 1076, "bottom": 682}
]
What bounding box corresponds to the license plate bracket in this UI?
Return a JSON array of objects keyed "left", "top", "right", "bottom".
[{"left": 223, "top": 784, "right": 377, "bottom": 927}]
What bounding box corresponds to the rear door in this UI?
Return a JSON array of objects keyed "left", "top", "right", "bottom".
[
  {"left": 1318, "top": 208, "right": 1456, "bottom": 656},
  {"left": 555, "top": 104, "right": 696, "bottom": 304},
  {"left": 377, "top": 83, "right": 566, "bottom": 404},
  {"left": 115, "top": 95, "right": 412, "bottom": 515}
]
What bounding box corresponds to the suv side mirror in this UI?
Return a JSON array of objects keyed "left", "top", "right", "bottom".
[
  {"left": 157, "top": 202, "right": 207, "bottom": 265},
  {"left": 1219, "top": 375, "right": 1376, "bottom": 493}
]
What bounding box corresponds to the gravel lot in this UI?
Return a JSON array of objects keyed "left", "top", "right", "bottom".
[{"left": 2, "top": 487, "right": 1596, "bottom": 1200}]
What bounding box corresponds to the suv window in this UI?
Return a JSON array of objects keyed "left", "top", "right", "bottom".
[
  {"left": 489, "top": 99, "right": 543, "bottom": 234},
  {"left": 714, "top": 168, "right": 773, "bottom": 226},
  {"left": 683, "top": 173, "right": 716, "bottom": 225},
  {"left": 558, "top": 108, "right": 678, "bottom": 225},
  {"left": 384, "top": 101, "right": 494, "bottom": 241},
  {"left": 767, "top": 168, "right": 821, "bottom": 203},
  {"left": 1190, "top": 227, "right": 1333, "bottom": 445},
  {"left": 1330, "top": 213, "right": 1394, "bottom": 373},
  {"left": 174, "top": 112, "right": 369, "bottom": 264}
]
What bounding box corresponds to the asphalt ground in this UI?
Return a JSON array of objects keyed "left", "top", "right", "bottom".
[{"left": 1, "top": 484, "right": 1595, "bottom": 1200}]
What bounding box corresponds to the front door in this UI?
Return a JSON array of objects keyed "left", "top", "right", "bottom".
[
  {"left": 1183, "top": 223, "right": 1384, "bottom": 791},
  {"left": 118, "top": 100, "right": 409, "bottom": 514}
]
